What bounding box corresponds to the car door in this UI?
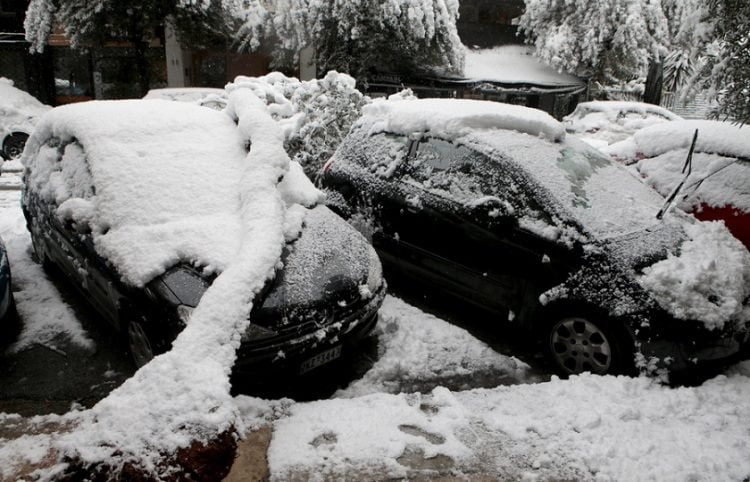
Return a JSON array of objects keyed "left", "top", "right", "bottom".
[
  {"left": 43, "top": 140, "right": 124, "bottom": 327},
  {"left": 383, "top": 137, "right": 528, "bottom": 314}
]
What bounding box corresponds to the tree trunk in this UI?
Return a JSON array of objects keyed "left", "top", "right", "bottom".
[{"left": 643, "top": 61, "right": 663, "bottom": 105}]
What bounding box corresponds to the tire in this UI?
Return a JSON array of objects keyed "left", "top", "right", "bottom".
[
  {"left": 3, "top": 133, "right": 29, "bottom": 160},
  {"left": 545, "top": 308, "right": 634, "bottom": 376},
  {"left": 30, "top": 228, "right": 52, "bottom": 270},
  {"left": 126, "top": 319, "right": 155, "bottom": 368}
]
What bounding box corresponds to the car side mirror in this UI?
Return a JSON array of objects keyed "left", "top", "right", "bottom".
[{"left": 467, "top": 197, "right": 515, "bottom": 230}]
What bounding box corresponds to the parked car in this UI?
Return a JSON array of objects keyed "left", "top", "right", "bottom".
[
  {"left": 143, "top": 87, "right": 228, "bottom": 111},
  {"left": 564, "top": 100, "right": 683, "bottom": 149},
  {"left": 21, "top": 100, "right": 384, "bottom": 378},
  {"left": 0, "top": 78, "right": 50, "bottom": 161},
  {"left": 0, "top": 235, "right": 16, "bottom": 339},
  {"left": 606, "top": 119, "right": 750, "bottom": 250},
  {"left": 322, "top": 98, "right": 750, "bottom": 376}
]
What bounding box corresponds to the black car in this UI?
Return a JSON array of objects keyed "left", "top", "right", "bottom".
[
  {"left": 322, "top": 99, "right": 750, "bottom": 376},
  {"left": 20, "top": 100, "right": 384, "bottom": 379}
]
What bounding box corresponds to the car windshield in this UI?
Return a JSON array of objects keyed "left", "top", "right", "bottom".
[{"left": 468, "top": 130, "right": 668, "bottom": 239}]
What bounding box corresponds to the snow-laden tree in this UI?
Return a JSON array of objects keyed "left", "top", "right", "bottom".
[
  {"left": 24, "top": 0, "right": 236, "bottom": 95},
  {"left": 233, "top": 0, "right": 465, "bottom": 80},
  {"left": 692, "top": 0, "right": 750, "bottom": 124},
  {"left": 518, "top": 0, "right": 670, "bottom": 85}
]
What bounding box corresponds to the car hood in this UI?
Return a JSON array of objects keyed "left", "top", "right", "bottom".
[
  {"left": 259, "top": 205, "right": 381, "bottom": 314},
  {"left": 603, "top": 217, "right": 750, "bottom": 330}
]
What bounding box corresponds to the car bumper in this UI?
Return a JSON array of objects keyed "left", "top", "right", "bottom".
[
  {"left": 637, "top": 315, "right": 750, "bottom": 371},
  {"left": 232, "top": 286, "right": 385, "bottom": 379}
]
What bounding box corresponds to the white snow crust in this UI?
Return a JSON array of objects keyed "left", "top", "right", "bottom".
[
  {"left": 268, "top": 370, "right": 750, "bottom": 481},
  {"left": 564, "top": 101, "right": 682, "bottom": 146},
  {"left": 336, "top": 296, "right": 534, "bottom": 398},
  {"left": 0, "top": 77, "right": 50, "bottom": 138},
  {"left": 639, "top": 221, "right": 750, "bottom": 329},
  {"left": 360, "top": 98, "right": 566, "bottom": 143},
  {"left": 464, "top": 45, "right": 584, "bottom": 87}
]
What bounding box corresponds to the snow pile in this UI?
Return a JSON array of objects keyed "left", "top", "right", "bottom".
[
  {"left": 464, "top": 45, "right": 584, "bottom": 87},
  {"left": 337, "top": 297, "right": 535, "bottom": 398},
  {"left": 14, "top": 93, "right": 317, "bottom": 476},
  {"left": 269, "top": 372, "right": 750, "bottom": 480},
  {"left": 564, "top": 101, "right": 682, "bottom": 146},
  {"left": 361, "top": 98, "right": 566, "bottom": 143},
  {"left": 0, "top": 77, "right": 50, "bottom": 160},
  {"left": 639, "top": 221, "right": 750, "bottom": 329},
  {"left": 226, "top": 71, "right": 369, "bottom": 177},
  {"left": 142, "top": 87, "right": 227, "bottom": 103},
  {"left": 0, "top": 191, "right": 93, "bottom": 352}
]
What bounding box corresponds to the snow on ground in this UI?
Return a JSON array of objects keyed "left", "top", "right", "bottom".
[
  {"left": 337, "top": 296, "right": 537, "bottom": 398},
  {"left": 267, "top": 367, "right": 750, "bottom": 481},
  {"left": 0, "top": 189, "right": 93, "bottom": 352}
]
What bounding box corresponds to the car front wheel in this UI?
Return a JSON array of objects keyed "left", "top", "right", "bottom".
[
  {"left": 3, "top": 133, "right": 29, "bottom": 160},
  {"left": 547, "top": 313, "right": 633, "bottom": 376}
]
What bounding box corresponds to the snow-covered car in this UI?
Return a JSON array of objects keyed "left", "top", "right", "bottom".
[
  {"left": 606, "top": 120, "right": 750, "bottom": 250},
  {"left": 143, "top": 87, "right": 228, "bottom": 111},
  {"left": 322, "top": 99, "right": 750, "bottom": 376},
  {"left": 0, "top": 235, "right": 16, "bottom": 337},
  {"left": 20, "top": 100, "right": 385, "bottom": 377},
  {"left": 564, "top": 101, "right": 683, "bottom": 148},
  {"left": 0, "top": 78, "right": 51, "bottom": 161}
]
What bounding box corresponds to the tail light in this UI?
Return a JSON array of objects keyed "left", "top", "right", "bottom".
[{"left": 323, "top": 159, "right": 334, "bottom": 174}]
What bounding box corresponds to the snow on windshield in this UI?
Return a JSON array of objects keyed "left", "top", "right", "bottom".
[
  {"left": 605, "top": 120, "right": 750, "bottom": 213},
  {"left": 606, "top": 119, "right": 750, "bottom": 161},
  {"left": 15, "top": 91, "right": 315, "bottom": 477},
  {"left": 467, "top": 130, "right": 667, "bottom": 240},
  {"left": 360, "top": 98, "right": 566, "bottom": 143}
]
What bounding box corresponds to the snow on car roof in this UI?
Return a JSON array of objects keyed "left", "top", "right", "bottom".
[
  {"left": 360, "top": 98, "right": 566, "bottom": 142},
  {"left": 143, "top": 87, "right": 227, "bottom": 102},
  {"left": 22, "top": 99, "right": 248, "bottom": 285},
  {"left": 567, "top": 101, "right": 682, "bottom": 121},
  {"left": 0, "top": 77, "right": 50, "bottom": 128},
  {"left": 564, "top": 101, "right": 682, "bottom": 146},
  {"left": 463, "top": 45, "right": 585, "bottom": 87},
  {"left": 607, "top": 119, "right": 750, "bottom": 161}
]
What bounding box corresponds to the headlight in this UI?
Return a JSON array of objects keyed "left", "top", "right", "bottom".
[
  {"left": 366, "top": 246, "right": 383, "bottom": 294},
  {"left": 241, "top": 323, "right": 278, "bottom": 342}
]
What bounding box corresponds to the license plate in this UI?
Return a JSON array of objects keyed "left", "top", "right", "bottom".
[{"left": 300, "top": 345, "right": 342, "bottom": 374}]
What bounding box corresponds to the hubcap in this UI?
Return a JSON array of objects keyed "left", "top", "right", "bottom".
[
  {"left": 127, "top": 321, "right": 154, "bottom": 368},
  {"left": 550, "top": 317, "right": 612, "bottom": 375}
]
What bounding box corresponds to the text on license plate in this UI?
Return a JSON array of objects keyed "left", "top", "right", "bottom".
[{"left": 300, "top": 345, "right": 342, "bottom": 374}]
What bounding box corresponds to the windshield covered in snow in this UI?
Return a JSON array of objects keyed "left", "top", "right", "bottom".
[{"left": 466, "top": 131, "right": 667, "bottom": 239}]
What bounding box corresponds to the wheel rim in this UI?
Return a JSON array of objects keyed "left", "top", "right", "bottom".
[
  {"left": 550, "top": 317, "right": 612, "bottom": 375},
  {"left": 4, "top": 135, "right": 28, "bottom": 160},
  {"left": 127, "top": 321, "right": 154, "bottom": 368}
]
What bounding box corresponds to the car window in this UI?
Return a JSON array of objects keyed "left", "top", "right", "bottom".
[
  {"left": 405, "top": 137, "right": 491, "bottom": 201},
  {"left": 337, "top": 129, "right": 409, "bottom": 177},
  {"left": 404, "top": 137, "right": 567, "bottom": 234},
  {"left": 42, "top": 139, "right": 96, "bottom": 230}
]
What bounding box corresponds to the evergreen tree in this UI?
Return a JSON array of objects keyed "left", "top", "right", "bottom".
[
  {"left": 695, "top": 0, "right": 750, "bottom": 124},
  {"left": 518, "top": 0, "right": 669, "bottom": 86},
  {"left": 234, "top": 0, "right": 465, "bottom": 80},
  {"left": 24, "top": 0, "right": 235, "bottom": 95}
]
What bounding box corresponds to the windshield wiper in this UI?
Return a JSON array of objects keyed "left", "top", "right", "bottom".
[{"left": 656, "top": 129, "right": 698, "bottom": 220}]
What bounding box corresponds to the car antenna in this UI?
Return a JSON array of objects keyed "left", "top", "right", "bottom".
[{"left": 656, "top": 128, "right": 698, "bottom": 220}]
